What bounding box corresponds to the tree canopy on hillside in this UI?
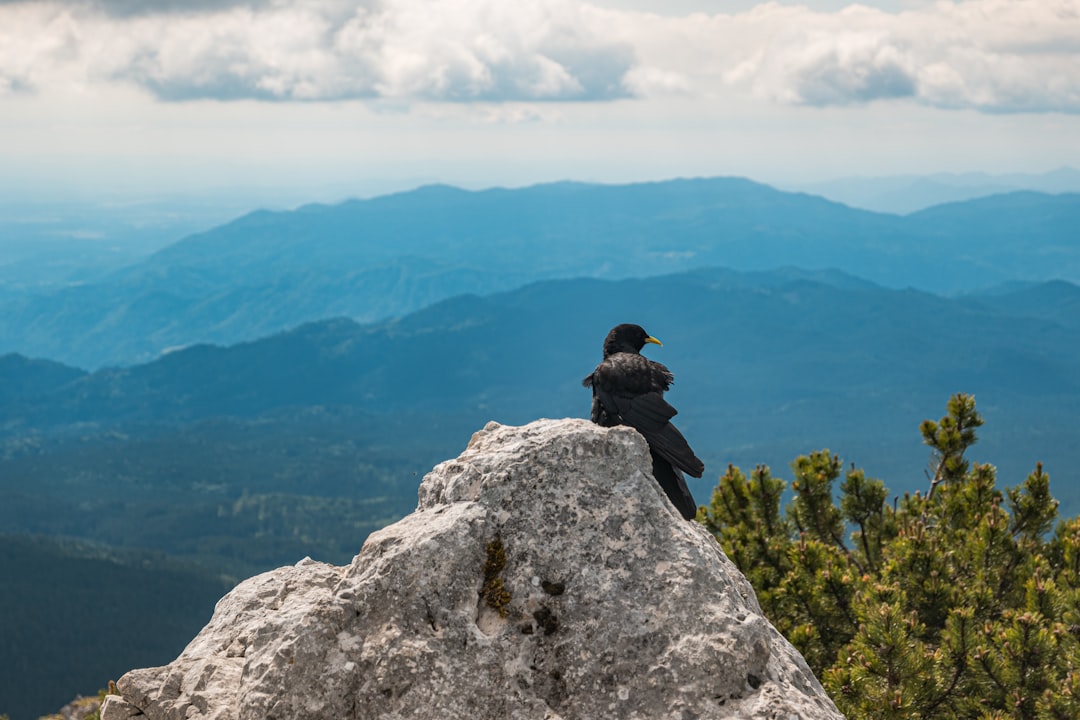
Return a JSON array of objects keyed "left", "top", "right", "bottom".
[{"left": 703, "top": 393, "right": 1080, "bottom": 719}]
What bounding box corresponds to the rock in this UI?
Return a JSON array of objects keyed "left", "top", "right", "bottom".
[
  {"left": 107, "top": 418, "right": 843, "bottom": 720},
  {"left": 98, "top": 694, "right": 143, "bottom": 719}
]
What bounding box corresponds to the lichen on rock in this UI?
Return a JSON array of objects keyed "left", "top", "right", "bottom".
[
  {"left": 104, "top": 418, "right": 844, "bottom": 720},
  {"left": 481, "top": 536, "right": 512, "bottom": 618}
]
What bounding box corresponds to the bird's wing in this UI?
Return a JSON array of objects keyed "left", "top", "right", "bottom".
[
  {"left": 583, "top": 370, "right": 615, "bottom": 425},
  {"left": 628, "top": 395, "right": 705, "bottom": 478},
  {"left": 595, "top": 384, "right": 705, "bottom": 478},
  {"left": 588, "top": 353, "right": 704, "bottom": 478}
]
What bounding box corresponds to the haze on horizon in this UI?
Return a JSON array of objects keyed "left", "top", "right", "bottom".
[{"left": 1, "top": 0, "right": 1078, "bottom": 208}]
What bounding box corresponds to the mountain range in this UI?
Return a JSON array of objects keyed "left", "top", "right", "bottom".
[
  {"left": 790, "top": 166, "right": 1080, "bottom": 214},
  {"left": 5, "top": 267, "right": 1077, "bottom": 507},
  {"left": 1, "top": 178, "right": 1077, "bottom": 369},
  {"left": 4, "top": 176, "right": 1080, "bottom": 719}
]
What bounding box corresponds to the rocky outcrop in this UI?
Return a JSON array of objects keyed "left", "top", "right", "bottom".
[{"left": 102, "top": 418, "right": 843, "bottom": 720}]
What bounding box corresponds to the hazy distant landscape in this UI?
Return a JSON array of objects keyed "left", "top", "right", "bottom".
[
  {"left": 787, "top": 166, "right": 1080, "bottom": 214},
  {"left": 2, "top": 174, "right": 1079, "bottom": 719},
  {"left": 2, "top": 176, "right": 1078, "bottom": 370}
]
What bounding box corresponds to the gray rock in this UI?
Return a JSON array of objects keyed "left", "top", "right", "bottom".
[
  {"left": 99, "top": 694, "right": 143, "bottom": 719},
  {"left": 107, "top": 418, "right": 843, "bottom": 720}
]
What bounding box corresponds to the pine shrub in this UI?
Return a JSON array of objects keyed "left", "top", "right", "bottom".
[{"left": 702, "top": 393, "right": 1080, "bottom": 719}]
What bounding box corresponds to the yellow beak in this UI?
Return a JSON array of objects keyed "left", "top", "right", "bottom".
[{"left": 646, "top": 336, "right": 663, "bottom": 347}]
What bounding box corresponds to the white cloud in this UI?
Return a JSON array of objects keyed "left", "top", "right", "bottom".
[
  {"left": 0, "top": 5, "right": 81, "bottom": 94},
  {"left": 0, "top": 0, "right": 634, "bottom": 102},
  {"left": 611, "top": 0, "right": 1080, "bottom": 113},
  {"left": 0, "top": 0, "right": 1078, "bottom": 112}
]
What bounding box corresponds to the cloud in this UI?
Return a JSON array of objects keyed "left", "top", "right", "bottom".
[
  {"left": 782, "top": 35, "right": 919, "bottom": 106},
  {"left": 1, "top": 0, "right": 1078, "bottom": 113},
  {"left": 611, "top": 0, "right": 1080, "bottom": 113},
  {"left": 0, "top": 0, "right": 634, "bottom": 102},
  {"left": 0, "top": 0, "right": 275, "bottom": 16},
  {"left": 97, "top": 0, "right": 273, "bottom": 17}
]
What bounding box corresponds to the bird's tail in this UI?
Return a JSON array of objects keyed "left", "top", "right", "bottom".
[
  {"left": 649, "top": 424, "right": 705, "bottom": 478},
  {"left": 651, "top": 451, "right": 698, "bottom": 521}
]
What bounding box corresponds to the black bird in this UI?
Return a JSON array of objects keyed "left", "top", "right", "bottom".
[{"left": 582, "top": 324, "right": 704, "bottom": 520}]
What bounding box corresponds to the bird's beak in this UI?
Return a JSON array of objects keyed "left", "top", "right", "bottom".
[{"left": 646, "top": 336, "right": 663, "bottom": 347}]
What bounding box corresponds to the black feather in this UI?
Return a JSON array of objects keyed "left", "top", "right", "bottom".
[{"left": 583, "top": 324, "right": 704, "bottom": 520}]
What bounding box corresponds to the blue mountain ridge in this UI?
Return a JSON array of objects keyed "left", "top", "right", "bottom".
[
  {"left": 4, "top": 267, "right": 1077, "bottom": 496},
  {"left": 1, "top": 178, "right": 1077, "bottom": 369}
]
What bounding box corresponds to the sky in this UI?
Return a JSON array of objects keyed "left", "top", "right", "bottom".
[{"left": 1, "top": 0, "right": 1078, "bottom": 206}]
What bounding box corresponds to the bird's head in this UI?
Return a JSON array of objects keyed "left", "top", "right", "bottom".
[{"left": 603, "top": 323, "right": 662, "bottom": 357}]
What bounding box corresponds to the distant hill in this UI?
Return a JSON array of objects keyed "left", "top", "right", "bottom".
[
  {"left": 1, "top": 178, "right": 1077, "bottom": 368},
  {"left": 0, "top": 195, "right": 263, "bottom": 292},
  {"left": 4, "top": 267, "right": 1077, "bottom": 506},
  {"left": 0, "top": 533, "right": 229, "bottom": 720},
  {"left": 0, "top": 354, "right": 85, "bottom": 403},
  {"left": 789, "top": 167, "right": 1080, "bottom": 214},
  {"left": 960, "top": 279, "right": 1080, "bottom": 328}
]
